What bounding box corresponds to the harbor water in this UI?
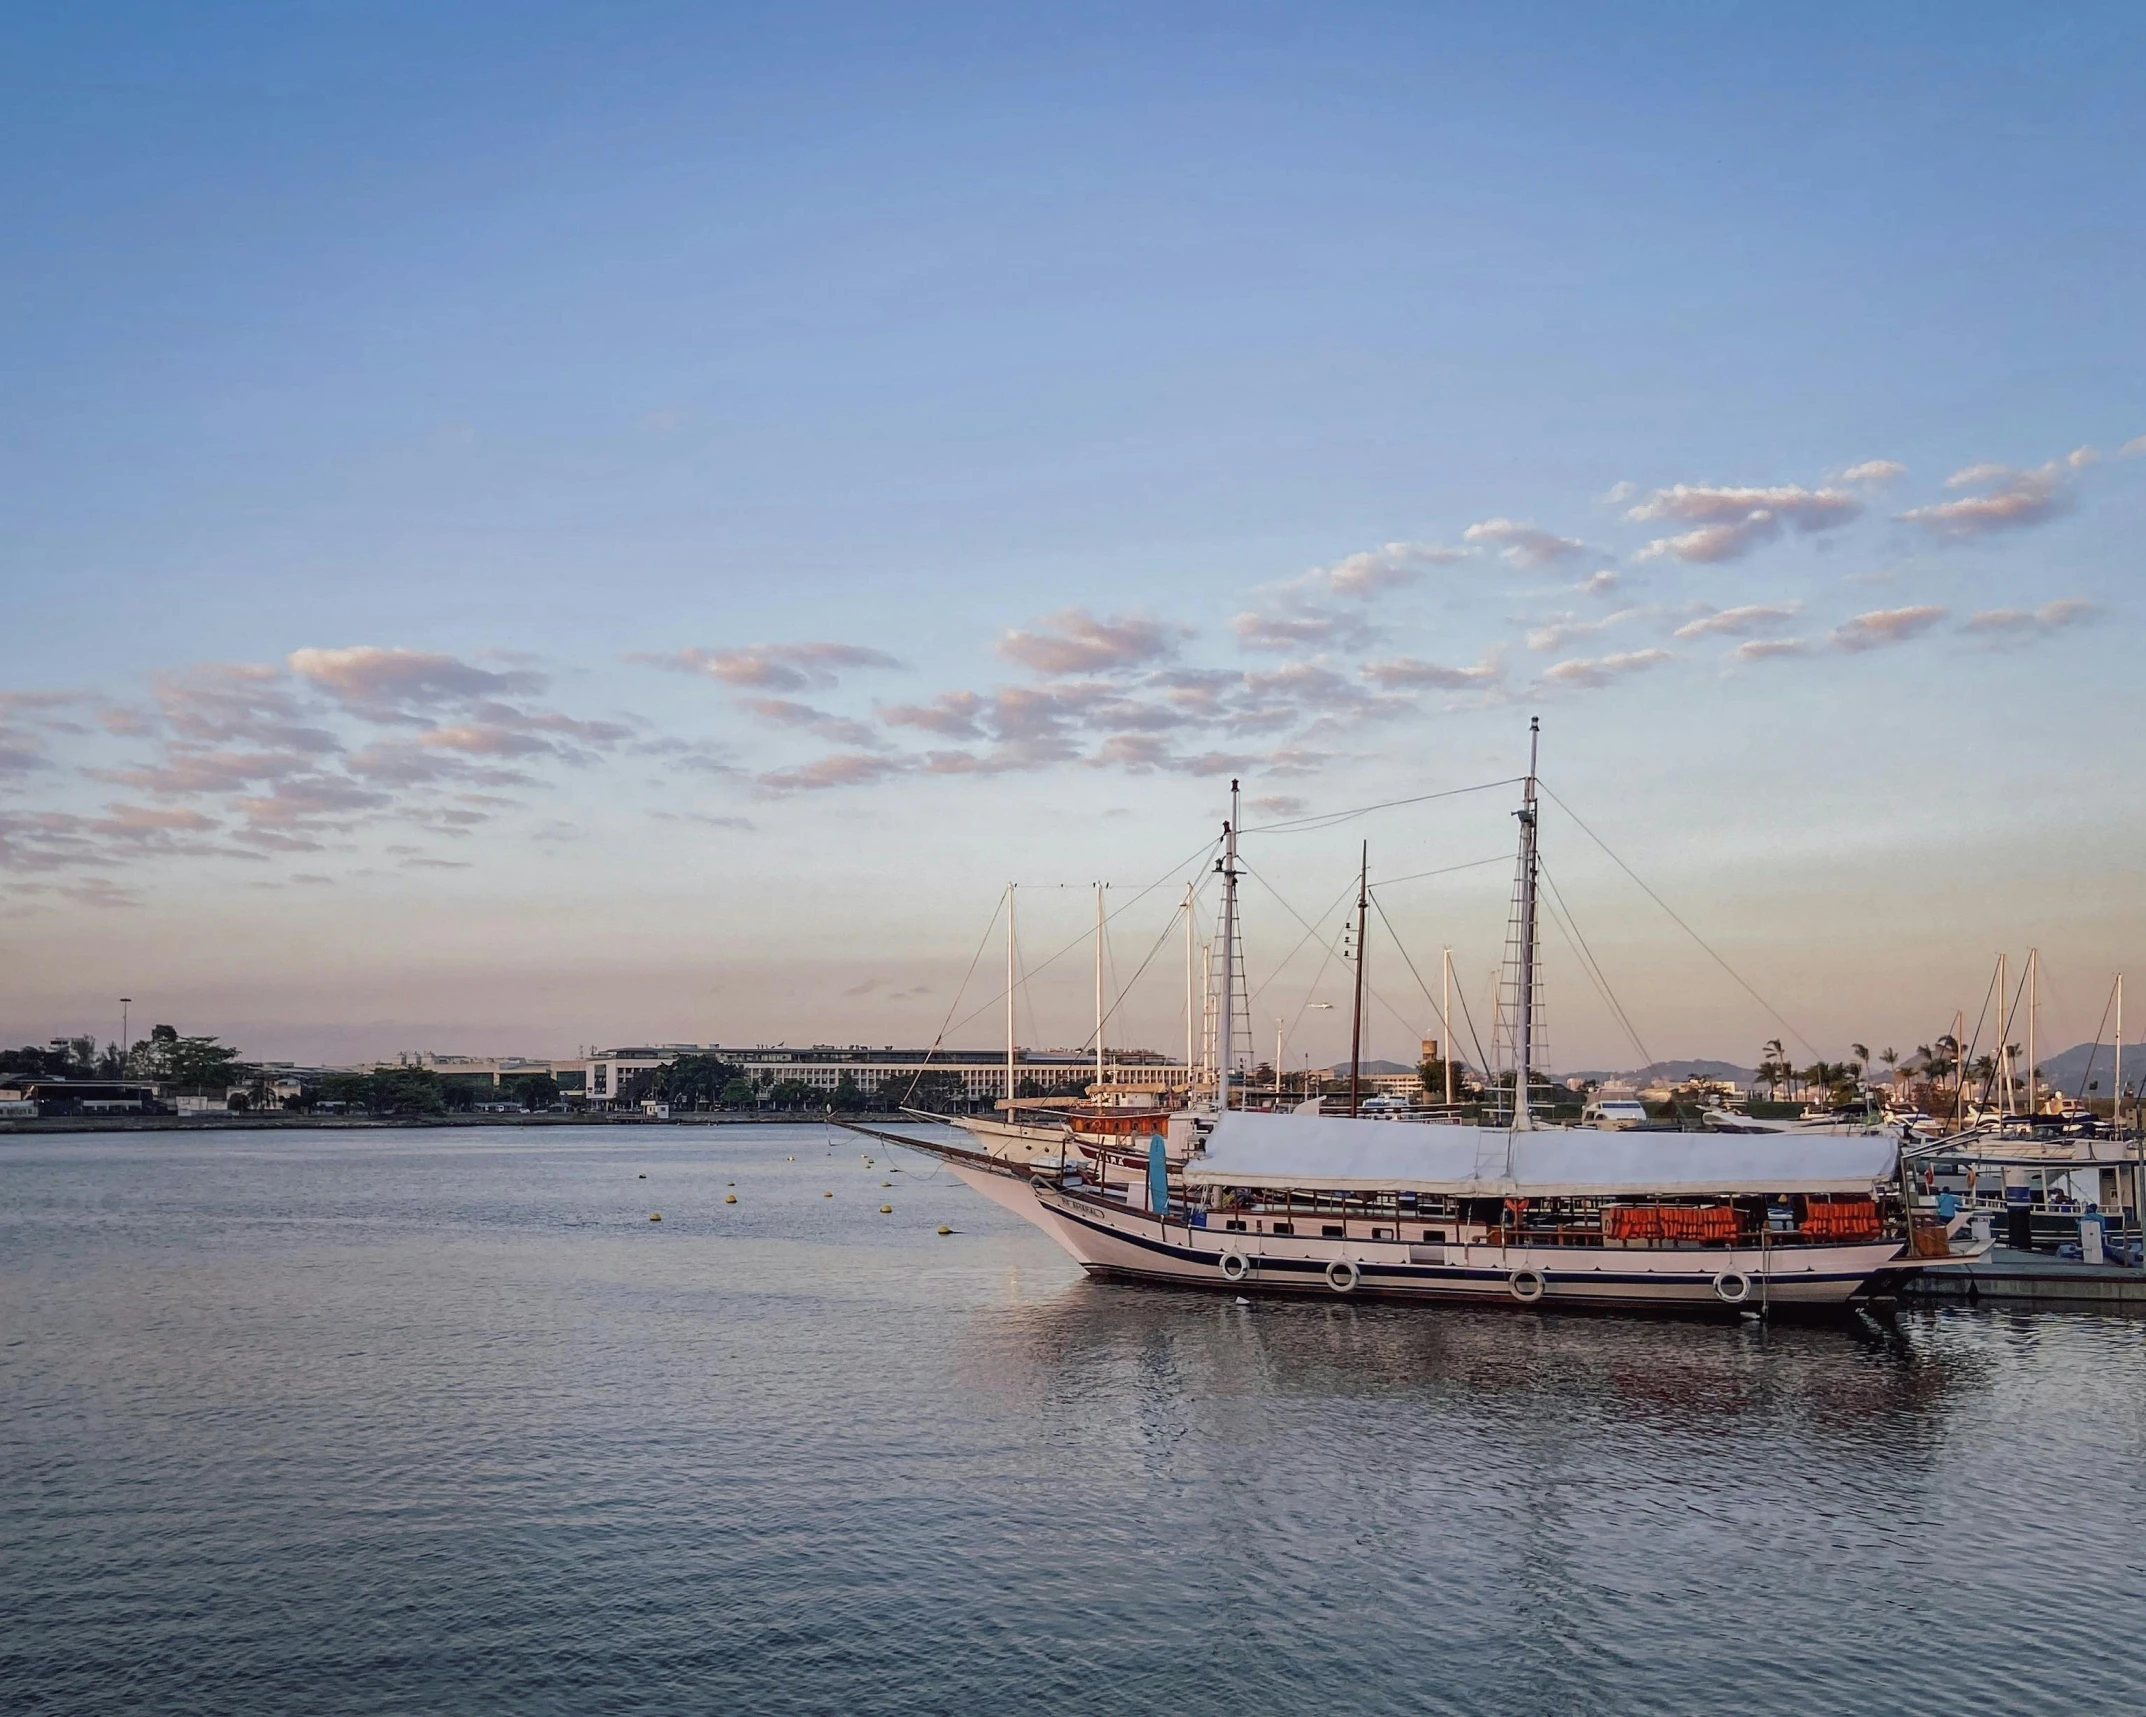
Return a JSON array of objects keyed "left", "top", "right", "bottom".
[{"left": 4, "top": 1125, "right": 2144, "bottom": 1715}]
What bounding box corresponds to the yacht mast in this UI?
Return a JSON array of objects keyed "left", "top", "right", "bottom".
[
  {"left": 1183, "top": 883, "right": 1196, "bottom": 1099},
  {"left": 2027, "top": 946, "right": 2039, "bottom": 1118},
  {"left": 1442, "top": 946, "right": 1455, "bottom": 1107},
  {"left": 1093, "top": 882, "right": 1106, "bottom": 1092},
  {"left": 1513, "top": 717, "right": 1542, "bottom": 1132},
  {"left": 1218, "top": 780, "right": 1240, "bottom": 1114},
  {"left": 1349, "top": 841, "right": 1368, "bottom": 1118},
  {"left": 1005, "top": 884, "right": 1017, "bottom": 1113},
  {"left": 1998, "top": 952, "right": 2014, "bottom": 1114}
]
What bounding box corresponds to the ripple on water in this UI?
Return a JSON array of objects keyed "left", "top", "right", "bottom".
[{"left": 3, "top": 1126, "right": 2145, "bottom": 1716}]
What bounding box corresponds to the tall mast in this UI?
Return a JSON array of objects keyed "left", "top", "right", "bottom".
[
  {"left": 1952, "top": 1008, "right": 1966, "bottom": 1133},
  {"left": 1349, "top": 841, "right": 1368, "bottom": 1118},
  {"left": 1183, "top": 883, "right": 1196, "bottom": 1099},
  {"left": 2117, "top": 973, "right": 2125, "bottom": 1142},
  {"left": 1217, "top": 780, "right": 1240, "bottom": 1114},
  {"left": 1513, "top": 716, "right": 1542, "bottom": 1132},
  {"left": 1998, "top": 952, "right": 2013, "bottom": 1114},
  {"left": 1005, "top": 884, "right": 1017, "bottom": 1113},
  {"left": 1442, "top": 946, "right": 1455, "bottom": 1107},
  {"left": 2028, "top": 947, "right": 2039, "bottom": 1118},
  {"left": 1094, "top": 882, "right": 1106, "bottom": 1092}
]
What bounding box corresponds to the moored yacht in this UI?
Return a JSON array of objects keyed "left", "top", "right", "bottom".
[{"left": 862, "top": 718, "right": 1982, "bottom": 1313}]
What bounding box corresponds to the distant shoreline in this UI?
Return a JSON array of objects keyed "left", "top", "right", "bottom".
[{"left": 0, "top": 1110, "right": 928, "bottom": 1136}]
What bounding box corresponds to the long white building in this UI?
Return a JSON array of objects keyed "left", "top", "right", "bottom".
[{"left": 581, "top": 1043, "right": 1183, "bottom": 1107}]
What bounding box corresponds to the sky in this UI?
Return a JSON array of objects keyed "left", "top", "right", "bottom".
[{"left": 3, "top": 2, "right": 2143, "bottom": 1073}]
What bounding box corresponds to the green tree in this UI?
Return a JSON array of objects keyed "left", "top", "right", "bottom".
[
  {"left": 767, "top": 1078, "right": 815, "bottom": 1108},
  {"left": 719, "top": 1077, "right": 756, "bottom": 1108},
  {"left": 831, "top": 1072, "right": 865, "bottom": 1111},
  {"left": 511, "top": 1073, "right": 561, "bottom": 1110},
  {"left": 657, "top": 1054, "right": 742, "bottom": 1109}
]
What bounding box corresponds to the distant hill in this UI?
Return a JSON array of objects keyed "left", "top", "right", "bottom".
[
  {"left": 1321, "top": 1059, "right": 1419, "bottom": 1077},
  {"left": 2027, "top": 1042, "right": 2137, "bottom": 1096}
]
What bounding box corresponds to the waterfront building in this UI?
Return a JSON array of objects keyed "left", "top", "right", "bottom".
[{"left": 579, "top": 1044, "right": 1185, "bottom": 1109}]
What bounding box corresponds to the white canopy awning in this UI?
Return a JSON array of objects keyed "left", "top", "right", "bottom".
[{"left": 1185, "top": 1111, "right": 1897, "bottom": 1198}]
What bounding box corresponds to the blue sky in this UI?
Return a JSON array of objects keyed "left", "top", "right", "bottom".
[{"left": 3, "top": 3, "right": 2143, "bottom": 1069}]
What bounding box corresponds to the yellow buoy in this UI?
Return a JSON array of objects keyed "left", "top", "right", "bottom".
[
  {"left": 725, "top": 1193, "right": 737, "bottom": 1204},
  {"left": 823, "top": 1191, "right": 833, "bottom": 1198},
  {"left": 881, "top": 1181, "right": 891, "bottom": 1187},
  {"left": 936, "top": 1225, "right": 952, "bottom": 1236},
  {"left": 650, "top": 1213, "right": 662, "bottom": 1222},
  {"left": 879, "top": 1204, "right": 893, "bottom": 1214}
]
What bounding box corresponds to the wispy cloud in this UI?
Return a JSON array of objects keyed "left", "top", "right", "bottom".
[
  {"left": 1731, "top": 638, "right": 1811, "bottom": 663},
  {"left": 1463, "top": 517, "right": 1590, "bottom": 569},
  {"left": 1839, "top": 460, "right": 1906, "bottom": 485},
  {"left": 1360, "top": 651, "right": 1504, "bottom": 691},
  {"left": 996, "top": 609, "right": 1185, "bottom": 675},
  {"left": 1898, "top": 462, "right": 2066, "bottom": 539},
  {"left": 1524, "top": 608, "right": 1642, "bottom": 652},
  {"left": 1831, "top": 605, "right": 1947, "bottom": 652},
  {"left": 1541, "top": 648, "right": 1672, "bottom": 689},
  {"left": 1627, "top": 483, "right": 1860, "bottom": 563},
  {"left": 1672, "top": 601, "right": 1803, "bottom": 640},
  {"left": 1961, "top": 599, "right": 2094, "bottom": 637},
  {"left": 629, "top": 641, "right": 902, "bottom": 692}
]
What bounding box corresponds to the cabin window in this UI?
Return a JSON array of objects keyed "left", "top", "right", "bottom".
[
  {"left": 1321, "top": 1224, "right": 1345, "bottom": 1239},
  {"left": 1422, "top": 1228, "right": 1447, "bottom": 1244},
  {"left": 1271, "top": 1222, "right": 1294, "bottom": 1237},
  {"left": 1371, "top": 1227, "right": 1393, "bottom": 1241},
  {"left": 1224, "top": 1219, "right": 1246, "bottom": 1232}
]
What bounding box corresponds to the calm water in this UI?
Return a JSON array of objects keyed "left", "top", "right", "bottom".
[{"left": 4, "top": 1125, "right": 2145, "bottom": 1715}]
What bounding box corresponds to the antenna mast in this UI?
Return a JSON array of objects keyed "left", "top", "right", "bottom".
[
  {"left": 1217, "top": 780, "right": 1240, "bottom": 1114},
  {"left": 1349, "top": 841, "right": 1368, "bottom": 1118},
  {"left": 1512, "top": 718, "right": 1542, "bottom": 1131}
]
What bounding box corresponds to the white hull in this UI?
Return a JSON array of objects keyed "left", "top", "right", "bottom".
[
  {"left": 950, "top": 1114, "right": 1071, "bottom": 1165},
  {"left": 1030, "top": 1186, "right": 1901, "bottom": 1311}
]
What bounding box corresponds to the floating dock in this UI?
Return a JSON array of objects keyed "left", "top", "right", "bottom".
[{"left": 1902, "top": 1246, "right": 2146, "bottom": 1305}]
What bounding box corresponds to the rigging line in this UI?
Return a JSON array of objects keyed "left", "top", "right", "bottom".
[
  {"left": 936, "top": 839, "right": 1221, "bottom": 1050},
  {"left": 1365, "top": 853, "right": 1513, "bottom": 891},
  {"left": 901, "top": 888, "right": 1005, "bottom": 1106},
  {"left": 1449, "top": 944, "right": 1493, "bottom": 1079},
  {"left": 1957, "top": 962, "right": 1998, "bottom": 1109},
  {"left": 1535, "top": 889, "right": 1647, "bottom": 1074},
  {"left": 1239, "top": 777, "right": 1525, "bottom": 835},
  {"left": 1235, "top": 858, "right": 1423, "bottom": 1061},
  {"left": 1365, "top": 890, "right": 1452, "bottom": 1056},
  {"left": 1092, "top": 896, "right": 1193, "bottom": 1048},
  {"left": 2075, "top": 978, "right": 2118, "bottom": 1102},
  {"left": 1537, "top": 780, "right": 1821, "bottom": 1060},
  {"left": 1246, "top": 875, "right": 1360, "bottom": 1007},
  {"left": 1536, "top": 853, "right": 1655, "bottom": 1072}
]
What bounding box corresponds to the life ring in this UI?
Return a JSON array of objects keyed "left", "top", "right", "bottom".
[
  {"left": 1712, "top": 1270, "right": 1752, "bottom": 1305},
  {"left": 1325, "top": 1258, "right": 1359, "bottom": 1293},
  {"left": 1219, "top": 1250, "right": 1251, "bottom": 1282},
  {"left": 1508, "top": 1267, "right": 1545, "bottom": 1304}
]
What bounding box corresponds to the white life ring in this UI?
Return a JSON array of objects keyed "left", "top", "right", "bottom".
[
  {"left": 1219, "top": 1250, "right": 1251, "bottom": 1282},
  {"left": 1508, "top": 1267, "right": 1545, "bottom": 1304},
  {"left": 1712, "top": 1270, "right": 1751, "bottom": 1305},
  {"left": 1325, "top": 1258, "right": 1359, "bottom": 1293}
]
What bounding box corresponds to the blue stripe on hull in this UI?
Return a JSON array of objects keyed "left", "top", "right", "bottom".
[{"left": 1043, "top": 1198, "right": 1879, "bottom": 1298}]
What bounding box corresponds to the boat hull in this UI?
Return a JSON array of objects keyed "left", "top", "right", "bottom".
[{"left": 1031, "top": 1188, "right": 1900, "bottom": 1312}]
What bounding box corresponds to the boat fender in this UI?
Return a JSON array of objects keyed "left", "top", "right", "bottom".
[
  {"left": 1325, "top": 1258, "right": 1360, "bottom": 1293},
  {"left": 1712, "top": 1270, "right": 1752, "bottom": 1305},
  {"left": 1507, "top": 1267, "right": 1545, "bottom": 1304},
  {"left": 1219, "top": 1250, "right": 1251, "bottom": 1283}
]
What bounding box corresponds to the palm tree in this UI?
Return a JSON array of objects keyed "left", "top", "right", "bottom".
[
  {"left": 1761, "top": 1038, "right": 1785, "bottom": 1101},
  {"left": 1880, "top": 1047, "right": 1900, "bottom": 1092},
  {"left": 1850, "top": 1042, "right": 1870, "bottom": 1078}
]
